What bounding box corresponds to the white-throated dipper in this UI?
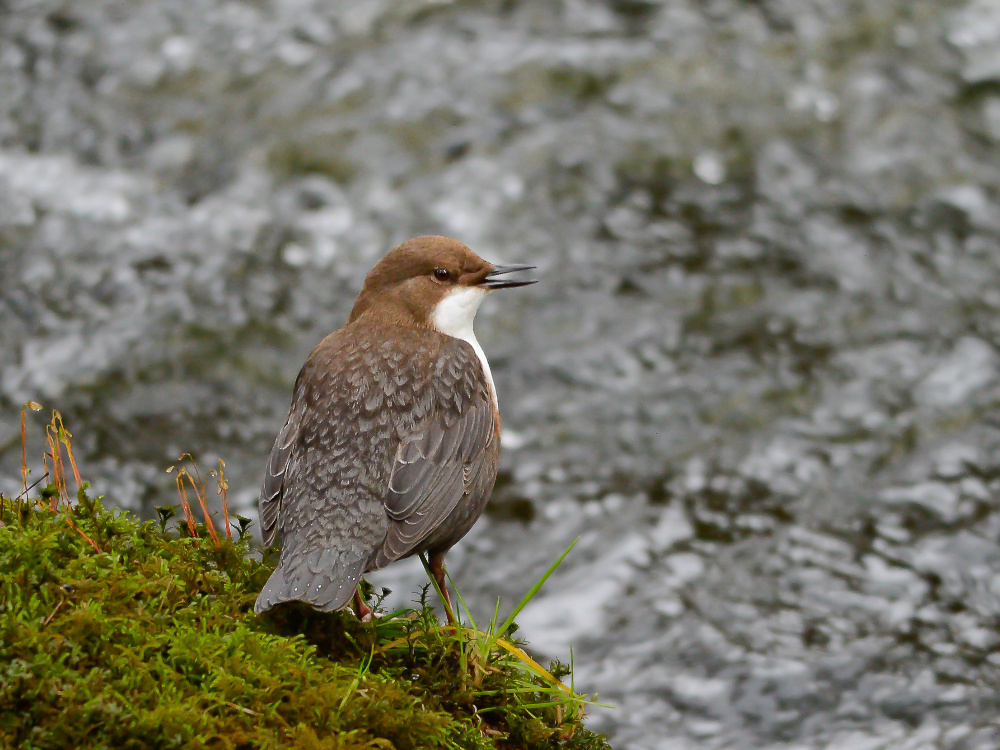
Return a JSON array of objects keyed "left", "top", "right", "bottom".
[{"left": 254, "top": 235, "right": 536, "bottom": 620}]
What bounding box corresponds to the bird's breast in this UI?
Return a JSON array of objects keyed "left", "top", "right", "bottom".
[{"left": 429, "top": 287, "right": 497, "bottom": 412}]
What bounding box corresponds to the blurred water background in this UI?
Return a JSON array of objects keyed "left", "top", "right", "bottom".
[{"left": 4, "top": 1, "right": 1000, "bottom": 747}]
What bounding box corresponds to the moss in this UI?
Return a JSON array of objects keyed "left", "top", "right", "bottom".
[{"left": 0, "top": 491, "right": 611, "bottom": 750}]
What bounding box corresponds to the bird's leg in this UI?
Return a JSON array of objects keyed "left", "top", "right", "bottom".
[
  {"left": 352, "top": 586, "right": 372, "bottom": 622},
  {"left": 428, "top": 551, "right": 457, "bottom": 625}
]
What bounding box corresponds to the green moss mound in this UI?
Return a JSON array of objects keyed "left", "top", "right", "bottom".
[{"left": 0, "top": 491, "right": 611, "bottom": 750}]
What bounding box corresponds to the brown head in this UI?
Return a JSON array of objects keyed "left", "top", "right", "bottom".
[{"left": 348, "top": 236, "right": 536, "bottom": 332}]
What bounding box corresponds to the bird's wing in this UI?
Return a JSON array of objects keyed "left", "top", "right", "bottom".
[
  {"left": 372, "top": 346, "right": 496, "bottom": 567},
  {"left": 259, "top": 403, "right": 303, "bottom": 548}
]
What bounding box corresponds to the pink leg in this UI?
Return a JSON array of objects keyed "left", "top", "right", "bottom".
[
  {"left": 428, "top": 551, "right": 457, "bottom": 624},
  {"left": 353, "top": 586, "right": 372, "bottom": 622}
]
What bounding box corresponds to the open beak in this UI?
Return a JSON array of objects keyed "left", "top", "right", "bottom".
[{"left": 479, "top": 263, "right": 538, "bottom": 290}]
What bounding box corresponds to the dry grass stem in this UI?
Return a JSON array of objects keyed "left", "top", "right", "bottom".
[
  {"left": 217, "top": 459, "right": 231, "bottom": 540},
  {"left": 41, "top": 599, "right": 65, "bottom": 629},
  {"left": 21, "top": 401, "right": 42, "bottom": 496}
]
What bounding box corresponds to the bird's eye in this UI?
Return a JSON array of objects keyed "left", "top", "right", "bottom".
[{"left": 433, "top": 268, "right": 450, "bottom": 282}]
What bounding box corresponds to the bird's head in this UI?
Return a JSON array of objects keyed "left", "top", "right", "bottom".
[{"left": 348, "top": 236, "right": 536, "bottom": 334}]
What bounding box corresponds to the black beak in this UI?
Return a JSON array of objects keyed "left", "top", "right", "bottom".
[{"left": 480, "top": 263, "right": 538, "bottom": 290}]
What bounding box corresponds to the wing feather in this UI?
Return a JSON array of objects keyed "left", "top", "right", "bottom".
[
  {"left": 259, "top": 407, "right": 301, "bottom": 548},
  {"left": 372, "top": 373, "right": 495, "bottom": 568}
]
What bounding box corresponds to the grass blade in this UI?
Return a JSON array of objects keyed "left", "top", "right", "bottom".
[
  {"left": 446, "top": 569, "right": 477, "bottom": 632},
  {"left": 494, "top": 537, "right": 578, "bottom": 641},
  {"left": 490, "top": 596, "right": 501, "bottom": 638}
]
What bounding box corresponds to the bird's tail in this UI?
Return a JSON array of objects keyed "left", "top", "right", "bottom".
[{"left": 254, "top": 548, "right": 365, "bottom": 615}]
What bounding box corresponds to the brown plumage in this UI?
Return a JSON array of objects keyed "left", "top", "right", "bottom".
[{"left": 254, "top": 236, "right": 535, "bottom": 617}]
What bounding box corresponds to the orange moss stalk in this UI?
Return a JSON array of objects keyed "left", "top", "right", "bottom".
[
  {"left": 61, "top": 509, "right": 102, "bottom": 554},
  {"left": 184, "top": 469, "right": 220, "bottom": 548},
  {"left": 168, "top": 456, "right": 222, "bottom": 548},
  {"left": 54, "top": 413, "right": 83, "bottom": 489},
  {"left": 169, "top": 467, "right": 199, "bottom": 537},
  {"left": 38, "top": 411, "right": 102, "bottom": 554},
  {"left": 44, "top": 422, "right": 69, "bottom": 511}
]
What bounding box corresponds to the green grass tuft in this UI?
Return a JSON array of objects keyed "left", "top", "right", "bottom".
[{"left": 0, "top": 490, "right": 611, "bottom": 749}]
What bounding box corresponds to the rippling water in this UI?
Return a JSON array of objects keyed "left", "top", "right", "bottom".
[{"left": 4, "top": 1, "right": 1000, "bottom": 747}]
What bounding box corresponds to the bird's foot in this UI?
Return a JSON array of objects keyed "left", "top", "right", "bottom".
[
  {"left": 428, "top": 551, "right": 458, "bottom": 625},
  {"left": 353, "top": 588, "right": 373, "bottom": 622}
]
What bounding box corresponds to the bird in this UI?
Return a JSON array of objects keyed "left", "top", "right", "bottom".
[{"left": 254, "top": 235, "right": 536, "bottom": 621}]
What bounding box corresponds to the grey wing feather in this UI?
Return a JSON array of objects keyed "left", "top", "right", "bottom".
[
  {"left": 371, "top": 387, "right": 495, "bottom": 568},
  {"left": 259, "top": 408, "right": 301, "bottom": 548}
]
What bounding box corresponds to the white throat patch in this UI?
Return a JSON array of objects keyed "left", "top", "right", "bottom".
[{"left": 430, "top": 286, "right": 496, "bottom": 405}]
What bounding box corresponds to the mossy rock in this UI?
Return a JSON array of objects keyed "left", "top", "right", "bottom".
[{"left": 0, "top": 491, "right": 611, "bottom": 750}]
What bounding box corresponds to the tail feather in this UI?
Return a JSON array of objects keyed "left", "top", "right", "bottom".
[{"left": 254, "top": 550, "right": 365, "bottom": 614}]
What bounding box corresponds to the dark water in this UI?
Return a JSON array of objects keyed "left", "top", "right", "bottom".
[{"left": 4, "top": 1, "right": 1000, "bottom": 746}]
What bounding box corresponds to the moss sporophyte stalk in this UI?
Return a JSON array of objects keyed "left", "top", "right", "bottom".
[{"left": 0, "top": 407, "right": 610, "bottom": 749}]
